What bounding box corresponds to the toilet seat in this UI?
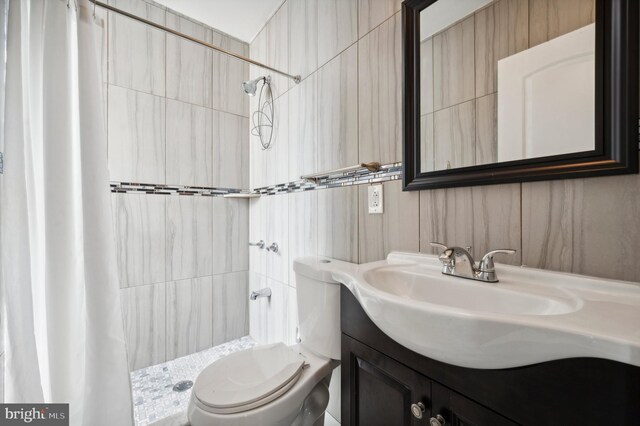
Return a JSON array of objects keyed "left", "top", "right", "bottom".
[{"left": 193, "top": 343, "right": 307, "bottom": 414}]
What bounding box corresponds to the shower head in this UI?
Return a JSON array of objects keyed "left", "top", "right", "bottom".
[{"left": 242, "top": 76, "right": 269, "bottom": 96}]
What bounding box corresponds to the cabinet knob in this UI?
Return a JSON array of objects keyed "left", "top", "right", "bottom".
[
  {"left": 410, "top": 402, "right": 426, "bottom": 419},
  {"left": 429, "top": 414, "right": 446, "bottom": 426}
]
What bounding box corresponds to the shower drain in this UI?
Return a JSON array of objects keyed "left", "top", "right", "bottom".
[{"left": 173, "top": 380, "right": 193, "bottom": 392}]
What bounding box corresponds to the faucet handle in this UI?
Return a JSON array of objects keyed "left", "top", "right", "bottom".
[
  {"left": 479, "top": 249, "right": 516, "bottom": 272},
  {"left": 429, "top": 242, "right": 448, "bottom": 252}
]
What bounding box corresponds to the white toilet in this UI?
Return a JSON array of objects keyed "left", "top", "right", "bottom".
[{"left": 188, "top": 257, "right": 340, "bottom": 426}]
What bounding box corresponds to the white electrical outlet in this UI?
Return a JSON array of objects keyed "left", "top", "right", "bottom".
[{"left": 368, "top": 184, "right": 383, "bottom": 214}]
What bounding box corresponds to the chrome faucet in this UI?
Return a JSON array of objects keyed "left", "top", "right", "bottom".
[{"left": 430, "top": 242, "right": 516, "bottom": 283}]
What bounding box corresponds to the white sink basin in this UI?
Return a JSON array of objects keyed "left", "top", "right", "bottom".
[{"left": 323, "top": 252, "right": 640, "bottom": 369}]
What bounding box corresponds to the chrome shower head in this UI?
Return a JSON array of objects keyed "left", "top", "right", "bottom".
[{"left": 242, "top": 76, "right": 264, "bottom": 96}]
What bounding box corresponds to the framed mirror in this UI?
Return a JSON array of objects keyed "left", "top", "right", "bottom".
[{"left": 403, "top": 0, "right": 638, "bottom": 190}]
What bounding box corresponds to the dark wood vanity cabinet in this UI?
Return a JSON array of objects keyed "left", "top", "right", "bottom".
[{"left": 340, "top": 286, "right": 640, "bottom": 426}]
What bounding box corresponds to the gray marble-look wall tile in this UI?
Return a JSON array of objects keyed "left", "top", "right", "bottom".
[
  {"left": 249, "top": 198, "right": 267, "bottom": 275},
  {"left": 318, "top": 186, "right": 359, "bottom": 263},
  {"left": 358, "top": 13, "right": 402, "bottom": 165},
  {"left": 420, "top": 114, "right": 435, "bottom": 173},
  {"left": 111, "top": 193, "right": 166, "bottom": 287},
  {"left": 108, "top": 85, "right": 166, "bottom": 184},
  {"left": 317, "top": 0, "right": 358, "bottom": 67},
  {"left": 289, "top": 0, "right": 318, "bottom": 81},
  {"left": 433, "top": 16, "right": 475, "bottom": 111},
  {"left": 166, "top": 277, "right": 213, "bottom": 360},
  {"left": 317, "top": 45, "right": 359, "bottom": 173},
  {"left": 476, "top": 94, "right": 498, "bottom": 165},
  {"left": 522, "top": 172, "right": 640, "bottom": 282},
  {"left": 265, "top": 194, "right": 289, "bottom": 285},
  {"left": 249, "top": 273, "right": 290, "bottom": 344},
  {"left": 213, "top": 271, "right": 249, "bottom": 346},
  {"left": 212, "top": 110, "right": 249, "bottom": 189},
  {"left": 108, "top": 0, "right": 165, "bottom": 96},
  {"left": 288, "top": 73, "right": 318, "bottom": 182},
  {"left": 475, "top": 0, "right": 529, "bottom": 98},
  {"left": 434, "top": 100, "right": 476, "bottom": 170},
  {"left": 529, "top": 0, "right": 595, "bottom": 47},
  {"left": 420, "top": 38, "right": 434, "bottom": 115},
  {"left": 358, "top": 0, "right": 403, "bottom": 38},
  {"left": 263, "top": 93, "right": 290, "bottom": 187},
  {"left": 419, "top": 184, "right": 522, "bottom": 266},
  {"left": 166, "top": 13, "right": 213, "bottom": 108},
  {"left": 288, "top": 191, "right": 318, "bottom": 287},
  {"left": 120, "top": 283, "right": 166, "bottom": 371},
  {"left": 166, "top": 99, "right": 213, "bottom": 187},
  {"left": 0, "top": 352, "right": 4, "bottom": 403},
  {"left": 166, "top": 196, "right": 213, "bottom": 281},
  {"left": 212, "top": 51, "right": 249, "bottom": 117},
  {"left": 358, "top": 181, "right": 420, "bottom": 263},
  {"left": 212, "top": 198, "right": 250, "bottom": 274},
  {"left": 212, "top": 31, "right": 248, "bottom": 56},
  {"left": 265, "top": 2, "right": 290, "bottom": 97}
]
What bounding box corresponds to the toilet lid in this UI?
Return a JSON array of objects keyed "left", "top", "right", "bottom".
[{"left": 193, "top": 343, "right": 306, "bottom": 413}]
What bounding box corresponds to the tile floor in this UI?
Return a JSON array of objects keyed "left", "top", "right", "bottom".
[{"left": 131, "top": 336, "right": 256, "bottom": 425}]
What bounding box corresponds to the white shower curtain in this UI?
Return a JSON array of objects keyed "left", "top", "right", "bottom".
[{"left": 0, "top": 0, "right": 133, "bottom": 424}]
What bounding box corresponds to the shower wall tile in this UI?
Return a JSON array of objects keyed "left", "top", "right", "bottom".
[
  {"left": 166, "top": 277, "right": 213, "bottom": 359},
  {"left": 358, "top": 0, "right": 403, "bottom": 38},
  {"left": 212, "top": 111, "right": 249, "bottom": 189},
  {"left": 212, "top": 52, "right": 249, "bottom": 117},
  {"left": 249, "top": 273, "right": 290, "bottom": 344},
  {"left": 249, "top": 198, "right": 267, "bottom": 275},
  {"left": 265, "top": 2, "right": 290, "bottom": 97},
  {"left": 213, "top": 272, "right": 250, "bottom": 346},
  {"left": 265, "top": 194, "right": 290, "bottom": 285},
  {"left": 317, "top": 45, "right": 359, "bottom": 173},
  {"left": 108, "top": 85, "right": 166, "bottom": 184},
  {"left": 522, "top": 171, "right": 640, "bottom": 282},
  {"left": 212, "top": 198, "right": 250, "bottom": 274},
  {"left": 289, "top": 0, "right": 318, "bottom": 81},
  {"left": 111, "top": 193, "right": 166, "bottom": 288},
  {"left": 0, "top": 352, "right": 4, "bottom": 403},
  {"left": 212, "top": 31, "right": 248, "bottom": 57},
  {"left": 288, "top": 73, "right": 318, "bottom": 182},
  {"left": 166, "top": 14, "right": 213, "bottom": 108},
  {"left": 529, "top": 0, "right": 595, "bottom": 47},
  {"left": 419, "top": 184, "right": 522, "bottom": 266},
  {"left": 433, "top": 15, "right": 475, "bottom": 111},
  {"left": 434, "top": 100, "right": 476, "bottom": 170},
  {"left": 318, "top": 186, "right": 359, "bottom": 263},
  {"left": 166, "top": 196, "right": 213, "bottom": 281},
  {"left": 358, "top": 181, "right": 420, "bottom": 263},
  {"left": 108, "top": 0, "right": 165, "bottom": 96},
  {"left": 358, "top": 13, "right": 402, "bottom": 165},
  {"left": 317, "top": 0, "right": 358, "bottom": 67},
  {"left": 288, "top": 191, "right": 318, "bottom": 287},
  {"left": 94, "top": 7, "right": 108, "bottom": 84},
  {"left": 165, "top": 100, "right": 213, "bottom": 187},
  {"left": 120, "top": 283, "right": 166, "bottom": 371},
  {"left": 265, "top": 93, "right": 290, "bottom": 187},
  {"left": 476, "top": 94, "right": 498, "bottom": 165},
  {"left": 475, "top": 0, "right": 529, "bottom": 97}
]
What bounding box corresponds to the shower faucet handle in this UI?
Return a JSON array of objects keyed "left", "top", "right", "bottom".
[
  {"left": 266, "top": 242, "right": 279, "bottom": 253},
  {"left": 249, "top": 240, "right": 265, "bottom": 249}
]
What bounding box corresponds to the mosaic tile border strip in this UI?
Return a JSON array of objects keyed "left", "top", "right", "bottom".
[
  {"left": 110, "top": 162, "right": 404, "bottom": 197},
  {"left": 110, "top": 182, "right": 247, "bottom": 197},
  {"left": 254, "top": 162, "right": 404, "bottom": 196}
]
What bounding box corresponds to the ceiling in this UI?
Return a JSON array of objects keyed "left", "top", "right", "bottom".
[{"left": 153, "top": 0, "right": 284, "bottom": 43}]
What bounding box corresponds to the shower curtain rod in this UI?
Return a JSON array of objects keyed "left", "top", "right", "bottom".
[{"left": 91, "top": 0, "right": 301, "bottom": 83}]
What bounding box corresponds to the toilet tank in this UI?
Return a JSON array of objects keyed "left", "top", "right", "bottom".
[{"left": 293, "top": 257, "right": 341, "bottom": 360}]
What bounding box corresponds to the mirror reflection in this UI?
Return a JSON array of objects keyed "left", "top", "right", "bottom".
[{"left": 419, "top": 0, "right": 596, "bottom": 173}]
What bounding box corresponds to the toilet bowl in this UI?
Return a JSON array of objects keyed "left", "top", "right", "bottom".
[{"left": 188, "top": 257, "right": 340, "bottom": 426}]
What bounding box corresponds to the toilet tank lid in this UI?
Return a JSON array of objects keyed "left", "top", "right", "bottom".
[{"left": 293, "top": 257, "right": 339, "bottom": 284}]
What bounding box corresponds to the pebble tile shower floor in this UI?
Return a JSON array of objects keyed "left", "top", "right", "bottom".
[{"left": 131, "top": 336, "right": 256, "bottom": 425}]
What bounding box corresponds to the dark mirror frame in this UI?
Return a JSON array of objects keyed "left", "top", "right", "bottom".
[{"left": 403, "top": 0, "right": 638, "bottom": 191}]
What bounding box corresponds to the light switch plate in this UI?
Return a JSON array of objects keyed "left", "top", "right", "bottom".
[{"left": 368, "top": 184, "right": 383, "bottom": 214}]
